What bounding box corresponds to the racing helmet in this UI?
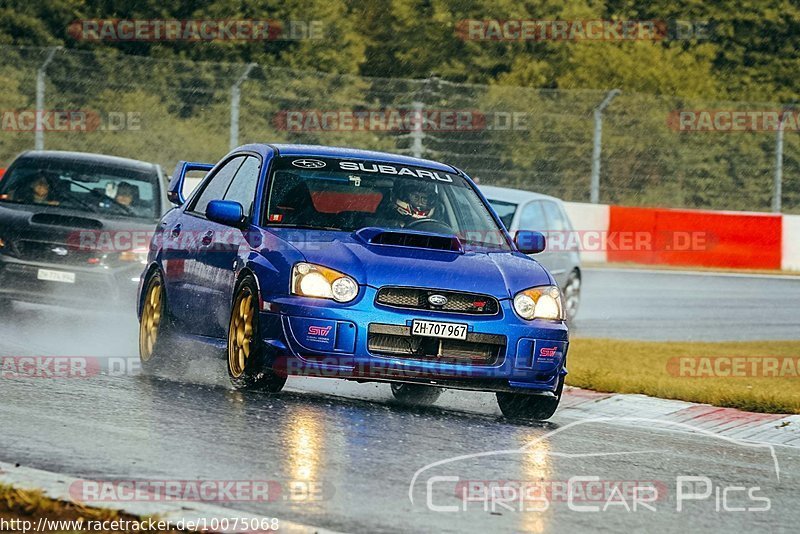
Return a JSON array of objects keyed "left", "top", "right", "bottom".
[{"left": 394, "top": 181, "right": 437, "bottom": 219}]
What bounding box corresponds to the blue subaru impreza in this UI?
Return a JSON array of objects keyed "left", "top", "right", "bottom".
[{"left": 137, "top": 144, "right": 568, "bottom": 419}]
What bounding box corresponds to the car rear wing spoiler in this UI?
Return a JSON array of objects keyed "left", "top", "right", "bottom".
[{"left": 168, "top": 161, "right": 214, "bottom": 206}]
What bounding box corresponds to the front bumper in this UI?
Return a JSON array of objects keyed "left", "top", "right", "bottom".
[
  {"left": 259, "top": 287, "right": 569, "bottom": 394},
  {"left": 0, "top": 255, "right": 143, "bottom": 308}
]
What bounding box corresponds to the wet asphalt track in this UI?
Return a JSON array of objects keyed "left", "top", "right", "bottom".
[
  {"left": 1, "top": 268, "right": 799, "bottom": 532},
  {"left": 574, "top": 268, "right": 800, "bottom": 341}
]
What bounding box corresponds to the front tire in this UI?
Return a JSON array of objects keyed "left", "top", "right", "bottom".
[
  {"left": 390, "top": 383, "right": 443, "bottom": 406},
  {"left": 227, "top": 275, "right": 286, "bottom": 392},
  {"left": 563, "top": 271, "right": 581, "bottom": 323},
  {"left": 496, "top": 374, "right": 564, "bottom": 421}
]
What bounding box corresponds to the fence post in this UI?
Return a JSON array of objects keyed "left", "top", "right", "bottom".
[
  {"left": 35, "top": 46, "right": 61, "bottom": 151},
  {"left": 773, "top": 110, "right": 787, "bottom": 213},
  {"left": 411, "top": 101, "right": 425, "bottom": 158},
  {"left": 230, "top": 63, "right": 256, "bottom": 151},
  {"left": 590, "top": 89, "right": 621, "bottom": 204}
]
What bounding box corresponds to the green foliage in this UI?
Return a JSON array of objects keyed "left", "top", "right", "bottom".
[{"left": 0, "top": 0, "right": 798, "bottom": 212}]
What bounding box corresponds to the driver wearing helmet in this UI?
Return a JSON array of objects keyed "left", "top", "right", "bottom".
[{"left": 390, "top": 181, "right": 437, "bottom": 226}]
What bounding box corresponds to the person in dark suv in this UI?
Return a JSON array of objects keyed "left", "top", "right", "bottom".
[{"left": 14, "top": 173, "right": 60, "bottom": 206}]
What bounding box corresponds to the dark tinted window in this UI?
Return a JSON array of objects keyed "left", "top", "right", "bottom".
[
  {"left": 0, "top": 157, "right": 160, "bottom": 219},
  {"left": 223, "top": 156, "right": 261, "bottom": 217},
  {"left": 190, "top": 156, "right": 245, "bottom": 215}
]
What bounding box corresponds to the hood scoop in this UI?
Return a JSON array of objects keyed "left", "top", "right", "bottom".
[
  {"left": 30, "top": 213, "right": 104, "bottom": 230},
  {"left": 355, "top": 227, "right": 463, "bottom": 253}
]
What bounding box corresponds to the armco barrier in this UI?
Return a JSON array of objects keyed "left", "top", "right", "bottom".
[
  {"left": 606, "top": 205, "right": 783, "bottom": 270},
  {"left": 783, "top": 214, "right": 800, "bottom": 271}
]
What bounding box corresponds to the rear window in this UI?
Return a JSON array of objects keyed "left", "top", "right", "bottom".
[{"left": 0, "top": 157, "right": 160, "bottom": 219}]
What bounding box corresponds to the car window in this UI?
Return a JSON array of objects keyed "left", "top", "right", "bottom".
[
  {"left": 542, "top": 201, "right": 567, "bottom": 232},
  {"left": 0, "top": 159, "right": 161, "bottom": 219},
  {"left": 264, "top": 157, "right": 511, "bottom": 250},
  {"left": 518, "top": 201, "right": 547, "bottom": 231},
  {"left": 189, "top": 156, "right": 246, "bottom": 215},
  {"left": 223, "top": 156, "right": 261, "bottom": 217},
  {"left": 487, "top": 200, "right": 517, "bottom": 229}
]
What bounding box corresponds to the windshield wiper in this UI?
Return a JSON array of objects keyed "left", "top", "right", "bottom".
[{"left": 58, "top": 188, "right": 104, "bottom": 213}]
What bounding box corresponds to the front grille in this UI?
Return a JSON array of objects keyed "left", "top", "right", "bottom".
[
  {"left": 376, "top": 287, "right": 500, "bottom": 315},
  {"left": 14, "top": 240, "right": 99, "bottom": 267},
  {"left": 367, "top": 323, "right": 505, "bottom": 365}
]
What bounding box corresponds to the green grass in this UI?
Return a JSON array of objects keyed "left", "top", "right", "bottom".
[{"left": 566, "top": 338, "right": 800, "bottom": 414}]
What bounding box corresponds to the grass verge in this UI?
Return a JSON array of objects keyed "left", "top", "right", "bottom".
[
  {"left": 0, "top": 483, "right": 183, "bottom": 533},
  {"left": 566, "top": 338, "right": 800, "bottom": 414}
]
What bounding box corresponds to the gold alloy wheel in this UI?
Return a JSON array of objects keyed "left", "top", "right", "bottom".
[
  {"left": 229, "top": 289, "right": 255, "bottom": 378},
  {"left": 139, "top": 279, "right": 163, "bottom": 362}
]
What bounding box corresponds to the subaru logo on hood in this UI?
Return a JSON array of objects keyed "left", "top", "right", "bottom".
[
  {"left": 292, "top": 159, "right": 326, "bottom": 169},
  {"left": 428, "top": 294, "right": 448, "bottom": 306}
]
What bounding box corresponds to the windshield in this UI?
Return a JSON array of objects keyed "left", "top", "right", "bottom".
[
  {"left": 0, "top": 158, "right": 160, "bottom": 219},
  {"left": 265, "top": 157, "right": 510, "bottom": 250}
]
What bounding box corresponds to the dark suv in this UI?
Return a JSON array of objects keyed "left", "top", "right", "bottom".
[{"left": 0, "top": 151, "right": 168, "bottom": 311}]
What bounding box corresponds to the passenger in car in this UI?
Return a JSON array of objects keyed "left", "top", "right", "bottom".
[
  {"left": 17, "top": 173, "right": 59, "bottom": 206},
  {"left": 114, "top": 181, "right": 138, "bottom": 207}
]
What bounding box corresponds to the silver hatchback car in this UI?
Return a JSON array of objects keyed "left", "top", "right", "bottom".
[{"left": 480, "top": 185, "right": 581, "bottom": 322}]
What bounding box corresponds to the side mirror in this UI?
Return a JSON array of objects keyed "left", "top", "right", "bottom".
[
  {"left": 206, "top": 200, "right": 245, "bottom": 228},
  {"left": 515, "top": 230, "right": 546, "bottom": 254}
]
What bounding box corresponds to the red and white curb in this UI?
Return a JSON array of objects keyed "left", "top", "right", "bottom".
[
  {"left": 0, "top": 461, "right": 343, "bottom": 534},
  {"left": 560, "top": 386, "right": 800, "bottom": 448}
]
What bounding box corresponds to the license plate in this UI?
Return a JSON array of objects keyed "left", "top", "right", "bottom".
[
  {"left": 37, "top": 269, "right": 76, "bottom": 284},
  {"left": 411, "top": 320, "right": 468, "bottom": 340}
]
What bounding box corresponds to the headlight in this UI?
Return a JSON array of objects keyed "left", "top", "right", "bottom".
[
  {"left": 119, "top": 247, "right": 149, "bottom": 264},
  {"left": 513, "top": 285, "right": 564, "bottom": 321},
  {"left": 292, "top": 262, "right": 359, "bottom": 303}
]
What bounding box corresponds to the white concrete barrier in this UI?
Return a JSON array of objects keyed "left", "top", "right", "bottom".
[
  {"left": 782, "top": 214, "right": 800, "bottom": 271},
  {"left": 563, "top": 201, "right": 609, "bottom": 264}
]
